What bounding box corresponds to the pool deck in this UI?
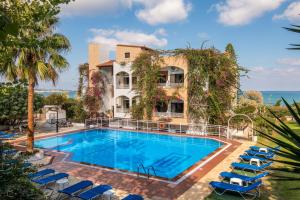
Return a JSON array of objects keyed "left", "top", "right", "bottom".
[{"left": 12, "top": 128, "right": 254, "bottom": 200}]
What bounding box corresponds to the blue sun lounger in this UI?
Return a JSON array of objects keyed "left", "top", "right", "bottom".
[
  {"left": 0, "top": 133, "right": 16, "bottom": 139},
  {"left": 210, "top": 180, "right": 262, "bottom": 200},
  {"left": 2, "top": 149, "right": 18, "bottom": 155},
  {"left": 122, "top": 194, "right": 144, "bottom": 200},
  {"left": 32, "top": 173, "right": 69, "bottom": 187},
  {"left": 29, "top": 169, "right": 55, "bottom": 180},
  {"left": 240, "top": 155, "right": 271, "bottom": 162},
  {"left": 245, "top": 150, "right": 274, "bottom": 158},
  {"left": 231, "top": 162, "right": 273, "bottom": 173},
  {"left": 250, "top": 146, "right": 280, "bottom": 152},
  {"left": 58, "top": 180, "right": 93, "bottom": 199},
  {"left": 77, "top": 184, "right": 112, "bottom": 200},
  {"left": 220, "top": 172, "right": 269, "bottom": 184}
]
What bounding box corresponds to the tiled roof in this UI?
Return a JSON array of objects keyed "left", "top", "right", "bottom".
[{"left": 97, "top": 60, "right": 115, "bottom": 67}]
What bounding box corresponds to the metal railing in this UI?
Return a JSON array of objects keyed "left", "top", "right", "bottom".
[
  {"left": 84, "top": 117, "right": 229, "bottom": 139},
  {"left": 137, "top": 163, "right": 157, "bottom": 179},
  {"left": 158, "top": 82, "right": 184, "bottom": 88}
]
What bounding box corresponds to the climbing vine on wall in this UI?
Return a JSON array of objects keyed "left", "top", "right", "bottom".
[
  {"left": 83, "top": 71, "right": 105, "bottom": 118},
  {"left": 131, "top": 51, "right": 166, "bottom": 120},
  {"left": 131, "top": 44, "right": 243, "bottom": 124},
  {"left": 169, "top": 45, "right": 243, "bottom": 124}
]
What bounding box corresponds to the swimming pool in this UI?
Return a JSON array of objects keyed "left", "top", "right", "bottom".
[{"left": 35, "top": 129, "right": 224, "bottom": 179}]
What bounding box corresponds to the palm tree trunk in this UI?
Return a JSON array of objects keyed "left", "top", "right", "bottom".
[{"left": 27, "top": 77, "right": 35, "bottom": 152}]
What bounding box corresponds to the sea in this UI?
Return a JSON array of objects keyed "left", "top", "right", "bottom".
[
  {"left": 36, "top": 90, "right": 300, "bottom": 105},
  {"left": 261, "top": 91, "right": 300, "bottom": 105}
]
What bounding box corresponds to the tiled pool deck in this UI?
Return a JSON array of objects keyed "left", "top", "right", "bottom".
[{"left": 12, "top": 128, "right": 254, "bottom": 200}]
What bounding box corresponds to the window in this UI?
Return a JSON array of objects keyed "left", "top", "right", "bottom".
[
  {"left": 175, "top": 74, "right": 184, "bottom": 83},
  {"left": 125, "top": 52, "right": 130, "bottom": 58},
  {"left": 155, "top": 101, "right": 168, "bottom": 112},
  {"left": 171, "top": 101, "right": 184, "bottom": 113},
  {"left": 123, "top": 98, "right": 130, "bottom": 109},
  {"left": 158, "top": 71, "right": 168, "bottom": 84}
]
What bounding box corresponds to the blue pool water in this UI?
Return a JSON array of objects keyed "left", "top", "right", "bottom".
[{"left": 35, "top": 129, "right": 223, "bottom": 179}]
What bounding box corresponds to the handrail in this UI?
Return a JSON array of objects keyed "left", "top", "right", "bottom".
[
  {"left": 137, "top": 163, "right": 147, "bottom": 177},
  {"left": 147, "top": 166, "right": 157, "bottom": 178}
]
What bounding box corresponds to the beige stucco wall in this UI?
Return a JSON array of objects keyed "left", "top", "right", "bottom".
[
  {"left": 88, "top": 43, "right": 101, "bottom": 87},
  {"left": 116, "top": 45, "right": 148, "bottom": 63}
]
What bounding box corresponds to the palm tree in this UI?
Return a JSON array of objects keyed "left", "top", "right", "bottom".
[
  {"left": 284, "top": 24, "right": 300, "bottom": 50},
  {"left": 258, "top": 98, "right": 300, "bottom": 171},
  {"left": 1, "top": 16, "right": 70, "bottom": 152}
]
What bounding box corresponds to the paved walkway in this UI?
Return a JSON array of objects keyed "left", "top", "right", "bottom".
[{"left": 177, "top": 140, "right": 254, "bottom": 200}]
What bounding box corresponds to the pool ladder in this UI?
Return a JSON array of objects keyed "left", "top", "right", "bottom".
[{"left": 137, "top": 163, "right": 157, "bottom": 179}]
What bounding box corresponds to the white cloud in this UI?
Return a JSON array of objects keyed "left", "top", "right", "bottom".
[
  {"left": 273, "top": 2, "right": 300, "bottom": 22},
  {"left": 89, "top": 28, "right": 168, "bottom": 51},
  {"left": 61, "top": 0, "right": 132, "bottom": 16},
  {"left": 214, "top": 0, "right": 286, "bottom": 26},
  {"left": 135, "top": 0, "right": 192, "bottom": 25},
  {"left": 241, "top": 66, "right": 300, "bottom": 91},
  {"left": 61, "top": 0, "right": 192, "bottom": 25},
  {"left": 277, "top": 57, "right": 300, "bottom": 66}
]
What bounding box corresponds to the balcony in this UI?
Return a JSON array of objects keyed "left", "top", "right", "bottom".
[
  {"left": 116, "top": 108, "right": 130, "bottom": 113},
  {"left": 116, "top": 84, "right": 130, "bottom": 89},
  {"left": 116, "top": 96, "right": 130, "bottom": 113},
  {"left": 116, "top": 71, "right": 130, "bottom": 89},
  {"left": 155, "top": 112, "right": 184, "bottom": 118},
  {"left": 158, "top": 67, "right": 184, "bottom": 88}
]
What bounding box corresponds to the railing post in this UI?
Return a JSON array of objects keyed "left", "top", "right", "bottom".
[
  {"left": 100, "top": 118, "right": 102, "bottom": 127},
  {"left": 137, "top": 120, "right": 139, "bottom": 130},
  {"left": 218, "top": 125, "right": 221, "bottom": 138},
  {"left": 147, "top": 121, "right": 149, "bottom": 130},
  {"left": 109, "top": 118, "right": 110, "bottom": 127},
  {"left": 180, "top": 123, "right": 182, "bottom": 134}
]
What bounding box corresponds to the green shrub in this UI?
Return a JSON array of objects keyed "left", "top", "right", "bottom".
[
  {"left": 0, "top": 81, "right": 44, "bottom": 126},
  {"left": 0, "top": 144, "right": 45, "bottom": 199}
]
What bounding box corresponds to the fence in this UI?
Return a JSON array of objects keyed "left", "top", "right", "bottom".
[{"left": 84, "top": 117, "right": 229, "bottom": 139}]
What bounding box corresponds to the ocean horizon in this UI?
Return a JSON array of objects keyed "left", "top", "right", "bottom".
[{"left": 36, "top": 90, "right": 300, "bottom": 105}]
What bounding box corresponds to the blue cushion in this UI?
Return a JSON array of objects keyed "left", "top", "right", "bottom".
[
  {"left": 33, "top": 173, "right": 69, "bottom": 185},
  {"left": 29, "top": 169, "right": 55, "bottom": 179},
  {"left": 59, "top": 180, "right": 93, "bottom": 196},
  {"left": 77, "top": 185, "right": 112, "bottom": 200},
  {"left": 220, "top": 172, "right": 269, "bottom": 182},
  {"left": 122, "top": 194, "right": 144, "bottom": 200},
  {"left": 210, "top": 180, "right": 262, "bottom": 193}
]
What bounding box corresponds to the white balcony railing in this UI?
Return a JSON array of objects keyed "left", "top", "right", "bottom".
[
  {"left": 158, "top": 82, "right": 183, "bottom": 88},
  {"left": 116, "top": 84, "right": 130, "bottom": 89},
  {"left": 116, "top": 108, "right": 130, "bottom": 113},
  {"left": 155, "top": 112, "right": 184, "bottom": 118}
]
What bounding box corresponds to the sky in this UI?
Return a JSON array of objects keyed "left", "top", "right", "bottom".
[{"left": 37, "top": 0, "right": 300, "bottom": 91}]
